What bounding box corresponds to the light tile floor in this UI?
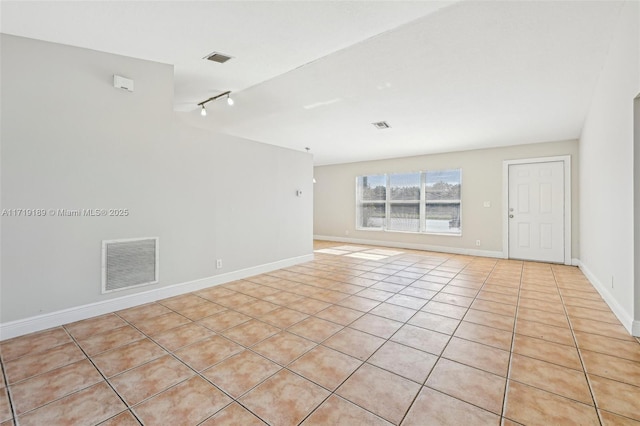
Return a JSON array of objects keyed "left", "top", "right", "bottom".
[{"left": 1, "top": 240, "right": 640, "bottom": 425}]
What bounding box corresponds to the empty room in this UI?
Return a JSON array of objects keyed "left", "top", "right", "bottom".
[{"left": 1, "top": 1, "right": 639, "bottom": 425}]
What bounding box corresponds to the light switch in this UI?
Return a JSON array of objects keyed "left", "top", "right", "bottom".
[{"left": 483, "top": 201, "right": 491, "bottom": 207}]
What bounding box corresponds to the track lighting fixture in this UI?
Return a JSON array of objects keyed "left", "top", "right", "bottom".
[{"left": 197, "top": 90, "right": 234, "bottom": 116}]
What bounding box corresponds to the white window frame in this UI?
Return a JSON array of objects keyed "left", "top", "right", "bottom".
[
  {"left": 355, "top": 175, "right": 386, "bottom": 231},
  {"left": 388, "top": 172, "right": 422, "bottom": 233},
  {"left": 425, "top": 169, "right": 462, "bottom": 236},
  {"left": 356, "top": 169, "right": 462, "bottom": 236}
]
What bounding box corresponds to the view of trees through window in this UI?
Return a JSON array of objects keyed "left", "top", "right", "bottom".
[
  {"left": 357, "top": 175, "right": 386, "bottom": 229},
  {"left": 356, "top": 169, "right": 461, "bottom": 234}
]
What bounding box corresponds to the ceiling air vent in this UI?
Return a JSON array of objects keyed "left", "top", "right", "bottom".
[
  {"left": 102, "top": 237, "right": 159, "bottom": 293},
  {"left": 372, "top": 121, "right": 391, "bottom": 129},
  {"left": 204, "top": 51, "right": 233, "bottom": 63}
]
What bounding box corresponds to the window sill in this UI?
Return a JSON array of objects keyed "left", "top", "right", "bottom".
[{"left": 355, "top": 228, "right": 462, "bottom": 237}]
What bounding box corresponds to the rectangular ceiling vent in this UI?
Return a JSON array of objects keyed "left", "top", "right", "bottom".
[
  {"left": 372, "top": 121, "right": 391, "bottom": 129},
  {"left": 204, "top": 51, "right": 233, "bottom": 63},
  {"left": 102, "top": 237, "right": 159, "bottom": 294}
]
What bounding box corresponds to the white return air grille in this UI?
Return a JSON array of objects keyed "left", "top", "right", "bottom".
[{"left": 102, "top": 237, "right": 159, "bottom": 293}]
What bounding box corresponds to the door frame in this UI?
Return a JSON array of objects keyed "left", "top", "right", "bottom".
[{"left": 502, "top": 155, "right": 572, "bottom": 265}]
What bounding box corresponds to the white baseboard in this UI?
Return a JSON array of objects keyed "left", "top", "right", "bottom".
[
  {"left": 577, "top": 260, "right": 636, "bottom": 336},
  {"left": 0, "top": 254, "right": 314, "bottom": 341},
  {"left": 314, "top": 235, "right": 505, "bottom": 259}
]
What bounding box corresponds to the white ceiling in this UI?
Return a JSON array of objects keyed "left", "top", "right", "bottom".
[{"left": 1, "top": 1, "right": 625, "bottom": 165}]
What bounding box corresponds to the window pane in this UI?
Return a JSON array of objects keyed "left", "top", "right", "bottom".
[
  {"left": 425, "top": 203, "right": 460, "bottom": 233},
  {"left": 426, "top": 169, "right": 461, "bottom": 201},
  {"left": 388, "top": 203, "right": 420, "bottom": 232},
  {"left": 356, "top": 169, "right": 462, "bottom": 235},
  {"left": 359, "top": 203, "right": 385, "bottom": 229},
  {"left": 358, "top": 175, "right": 386, "bottom": 201},
  {"left": 390, "top": 172, "right": 420, "bottom": 200}
]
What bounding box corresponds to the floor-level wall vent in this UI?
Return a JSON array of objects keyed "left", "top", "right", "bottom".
[{"left": 102, "top": 237, "right": 159, "bottom": 293}]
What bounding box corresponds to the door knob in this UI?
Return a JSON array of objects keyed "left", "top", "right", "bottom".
[{"left": 509, "top": 214, "right": 514, "bottom": 218}]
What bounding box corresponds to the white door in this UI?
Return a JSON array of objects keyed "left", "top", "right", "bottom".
[{"left": 508, "top": 161, "right": 564, "bottom": 263}]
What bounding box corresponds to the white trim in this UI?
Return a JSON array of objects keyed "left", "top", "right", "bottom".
[
  {"left": 634, "top": 95, "right": 640, "bottom": 338},
  {"left": 314, "top": 235, "right": 503, "bottom": 258},
  {"left": 0, "top": 254, "right": 314, "bottom": 341},
  {"left": 355, "top": 169, "right": 462, "bottom": 236},
  {"left": 577, "top": 259, "right": 635, "bottom": 336},
  {"left": 502, "top": 155, "right": 572, "bottom": 265}
]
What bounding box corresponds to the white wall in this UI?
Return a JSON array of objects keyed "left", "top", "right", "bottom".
[
  {"left": 579, "top": 0, "right": 639, "bottom": 335},
  {"left": 314, "top": 140, "right": 579, "bottom": 258},
  {"left": 0, "top": 35, "right": 313, "bottom": 330}
]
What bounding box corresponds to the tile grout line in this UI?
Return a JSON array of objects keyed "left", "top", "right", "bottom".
[
  {"left": 1, "top": 253, "right": 484, "bottom": 422},
  {"left": 237, "top": 252, "right": 439, "bottom": 425},
  {"left": 396, "top": 256, "right": 504, "bottom": 425},
  {"left": 124, "top": 303, "right": 288, "bottom": 425},
  {"left": 462, "top": 260, "right": 523, "bottom": 423},
  {"left": 340, "top": 256, "right": 624, "bottom": 422},
  {"left": 498, "top": 259, "right": 524, "bottom": 424},
  {"left": 296, "top": 254, "right": 444, "bottom": 425},
  {"left": 550, "top": 265, "right": 603, "bottom": 426},
  {"left": 76, "top": 306, "right": 229, "bottom": 423},
  {"left": 6, "top": 325, "right": 129, "bottom": 425},
  {"left": 111, "top": 309, "right": 258, "bottom": 425},
  {"left": 60, "top": 324, "right": 146, "bottom": 426},
  {"left": 0, "top": 259, "right": 439, "bottom": 426},
  {"left": 295, "top": 253, "right": 459, "bottom": 425},
  {"left": 6, "top": 323, "right": 147, "bottom": 424},
  {"left": 7, "top": 245, "right": 635, "bottom": 424},
  {"left": 0, "top": 353, "right": 18, "bottom": 426},
  {"left": 114, "top": 291, "right": 367, "bottom": 425}
]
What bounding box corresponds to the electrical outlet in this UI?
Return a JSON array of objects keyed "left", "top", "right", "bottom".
[
  {"left": 345, "top": 230, "right": 349, "bottom": 236},
  {"left": 475, "top": 240, "right": 481, "bottom": 246},
  {"left": 216, "top": 259, "right": 222, "bottom": 269}
]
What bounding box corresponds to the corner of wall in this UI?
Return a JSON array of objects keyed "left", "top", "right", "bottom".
[
  {"left": 0, "top": 254, "right": 313, "bottom": 341},
  {"left": 577, "top": 260, "right": 635, "bottom": 335}
]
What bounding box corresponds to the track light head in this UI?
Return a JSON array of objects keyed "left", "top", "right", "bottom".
[{"left": 198, "top": 90, "right": 232, "bottom": 117}]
